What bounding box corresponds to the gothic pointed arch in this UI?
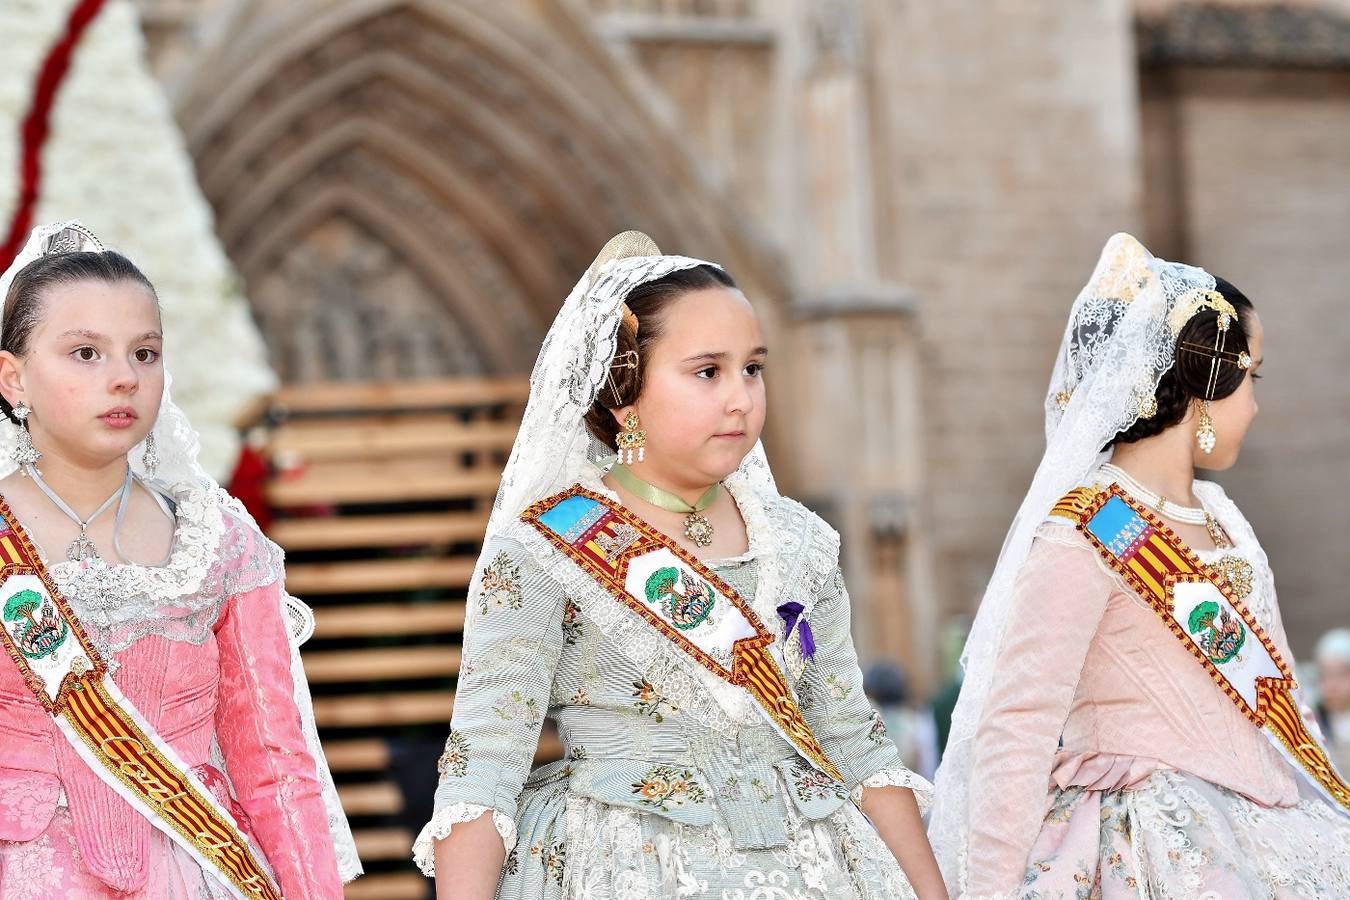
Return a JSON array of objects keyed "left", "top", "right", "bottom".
[{"left": 171, "top": 0, "right": 790, "bottom": 381}]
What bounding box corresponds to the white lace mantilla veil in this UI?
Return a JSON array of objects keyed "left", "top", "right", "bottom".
[
  {"left": 927, "top": 233, "right": 1227, "bottom": 893},
  {"left": 476, "top": 229, "right": 778, "bottom": 570},
  {"left": 0, "top": 221, "right": 361, "bottom": 882}
]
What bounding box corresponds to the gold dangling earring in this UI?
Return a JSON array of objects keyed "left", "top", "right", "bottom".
[
  {"left": 616, "top": 411, "right": 646, "bottom": 465},
  {"left": 1196, "top": 400, "right": 1216, "bottom": 454}
]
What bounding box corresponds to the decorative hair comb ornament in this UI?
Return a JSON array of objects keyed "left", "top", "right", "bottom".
[
  {"left": 1167, "top": 287, "right": 1237, "bottom": 336},
  {"left": 1137, "top": 393, "right": 1159, "bottom": 420},
  {"left": 41, "top": 223, "right": 103, "bottom": 256},
  {"left": 584, "top": 230, "right": 661, "bottom": 294}
]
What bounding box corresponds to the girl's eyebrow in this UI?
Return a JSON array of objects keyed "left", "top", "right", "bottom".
[
  {"left": 57, "top": 329, "right": 163, "bottom": 342},
  {"left": 59, "top": 329, "right": 108, "bottom": 342},
  {"left": 682, "top": 347, "right": 769, "bottom": 364}
]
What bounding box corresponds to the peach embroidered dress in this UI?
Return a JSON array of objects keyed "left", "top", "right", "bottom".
[{"left": 962, "top": 473, "right": 1350, "bottom": 898}]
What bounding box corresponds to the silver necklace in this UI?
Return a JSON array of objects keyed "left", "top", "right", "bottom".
[{"left": 25, "top": 465, "right": 132, "bottom": 562}]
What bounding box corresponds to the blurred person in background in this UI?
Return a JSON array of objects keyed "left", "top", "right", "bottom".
[
  {"left": 864, "top": 661, "right": 938, "bottom": 781},
  {"left": 1317, "top": 628, "right": 1350, "bottom": 775},
  {"left": 929, "top": 616, "right": 970, "bottom": 763}
]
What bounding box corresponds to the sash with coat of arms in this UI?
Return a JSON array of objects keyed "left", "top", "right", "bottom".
[
  {"left": 522, "top": 486, "right": 844, "bottom": 782},
  {"left": 0, "top": 498, "right": 283, "bottom": 899},
  {"left": 1051, "top": 483, "right": 1350, "bottom": 816}
]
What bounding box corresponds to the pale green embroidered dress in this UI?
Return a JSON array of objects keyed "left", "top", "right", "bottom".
[{"left": 413, "top": 475, "right": 930, "bottom": 899}]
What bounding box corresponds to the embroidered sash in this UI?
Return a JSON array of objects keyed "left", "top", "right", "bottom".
[
  {"left": 522, "top": 486, "right": 844, "bottom": 781},
  {"left": 1051, "top": 484, "right": 1350, "bottom": 815},
  {"left": 0, "top": 498, "right": 283, "bottom": 899}
]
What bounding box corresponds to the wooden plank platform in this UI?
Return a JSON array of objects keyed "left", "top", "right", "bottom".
[
  {"left": 270, "top": 512, "right": 489, "bottom": 551},
  {"left": 323, "top": 738, "right": 391, "bottom": 772},
  {"left": 272, "top": 378, "right": 529, "bottom": 413},
  {"left": 345, "top": 873, "right": 426, "bottom": 900},
  {"left": 312, "top": 691, "right": 454, "bottom": 728},
  {"left": 288, "top": 558, "right": 477, "bottom": 595},
  {"left": 270, "top": 417, "right": 517, "bottom": 461},
  {"left": 337, "top": 781, "right": 404, "bottom": 816},
  {"left": 313, "top": 602, "right": 466, "bottom": 639},
  {"left": 253, "top": 376, "right": 535, "bottom": 884},
  {"left": 268, "top": 463, "right": 502, "bottom": 506},
  {"left": 304, "top": 645, "right": 462, "bottom": 682},
  {"left": 352, "top": 827, "right": 415, "bottom": 861}
]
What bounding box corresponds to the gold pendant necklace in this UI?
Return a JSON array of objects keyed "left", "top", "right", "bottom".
[
  {"left": 609, "top": 464, "right": 719, "bottom": 548},
  {"left": 1204, "top": 513, "right": 1231, "bottom": 550}
]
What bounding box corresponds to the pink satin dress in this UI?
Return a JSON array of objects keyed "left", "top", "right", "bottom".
[{"left": 0, "top": 489, "right": 343, "bottom": 899}]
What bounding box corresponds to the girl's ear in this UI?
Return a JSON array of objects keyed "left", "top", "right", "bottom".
[
  {"left": 610, "top": 403, "right": 635, "bottom": 429},
  {"left": 0, "top": 351, "right": 26, "bottom": 410}
]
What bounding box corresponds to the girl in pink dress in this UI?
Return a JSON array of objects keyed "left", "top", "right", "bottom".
[
  {"left": 0, "top": 223, "right": 359, "bottom": 898},
  {"left": 928, "top": 234, "right": 1350, "bottom": 898}
]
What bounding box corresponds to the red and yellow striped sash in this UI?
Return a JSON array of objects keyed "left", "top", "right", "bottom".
[
  {"left": 0, "top": 497, "right": 282, "bottom": 899},
  {"left": 1052, "top": 484, "right": 1350, "bottom": 812},
  {"left": 523, "top": 486, "right": 843, "bottom": 782}
]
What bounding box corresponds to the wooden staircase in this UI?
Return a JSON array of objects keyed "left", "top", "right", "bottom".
[{"left": 253, "top": 378, "right": 560, "bottom": 899}]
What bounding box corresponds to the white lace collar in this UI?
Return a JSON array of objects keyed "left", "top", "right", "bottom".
[
  {"left": 46, "top": 483, "right": 221, "bottom": 607},
  {"left": 37, "top": 484, "right": 282, "bottom": 658}
]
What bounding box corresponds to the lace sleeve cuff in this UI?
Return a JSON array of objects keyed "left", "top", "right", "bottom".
[
  {"left": 849, "top": 767, "right": 935, "bottom": 815},
  {"left": 411, "top": 803, "right": 518, "bottom": 876}
]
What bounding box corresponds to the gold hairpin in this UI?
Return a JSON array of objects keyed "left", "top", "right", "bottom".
[
  {"left": 604, "top": 350, "right": 639, "bottom": 405},
  {"left": 1167, "top": 287, "right": 1237, "bottom": 336},
  {"left": 1166, "top": 285, "right": 1241, "bottom": 399},
  {"left": 1179, "top": 342, "right": 1252, "bottom": 369}
]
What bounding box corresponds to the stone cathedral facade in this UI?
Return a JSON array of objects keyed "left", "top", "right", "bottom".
[{"left": 125, "top": 0, "right": 1350, "bottom": 681}]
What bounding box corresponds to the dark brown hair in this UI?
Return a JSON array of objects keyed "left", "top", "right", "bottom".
[
  {"left": 583, "top": 264, "right": 738, "bottom": 449},
  {"left": 1, "top": 250, "right": 159, "bottom": 423},
  {"left": 1111, "top": 276, "right": 1254, "bottom": 446}
]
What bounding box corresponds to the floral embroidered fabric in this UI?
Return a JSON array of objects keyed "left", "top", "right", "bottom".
[
  {"left": 1020, "top": 770, "right": 1350, "bottom": 898},
  {"left": 415, "top": 496, "right": 931, "bottom": 897},
  {"left": 953, "top": 471, "right": 1350, "bottom": 899}
]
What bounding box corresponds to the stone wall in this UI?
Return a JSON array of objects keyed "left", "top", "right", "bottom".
[
  {"left": 868, "top": 0, "right": 1146, "bottom": 623},
  {"left": 127, "top": 0, "right": 1350, "bottom": 670},
  {"left": 1142, "top": 65, "right": 1350, "bottom": 656}
]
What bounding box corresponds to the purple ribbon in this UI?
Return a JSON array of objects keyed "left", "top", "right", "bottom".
[{"left": 777, "top": 602, "right": 816, "bottom": 660}]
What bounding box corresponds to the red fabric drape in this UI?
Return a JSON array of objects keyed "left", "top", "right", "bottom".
[{"left": 0, "top": 0, "right": 109, "bottom": 271}]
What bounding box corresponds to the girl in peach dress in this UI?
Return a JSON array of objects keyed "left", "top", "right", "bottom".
[{"left": 928, "top": 234, "right": 1350, "bottom": 899}]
